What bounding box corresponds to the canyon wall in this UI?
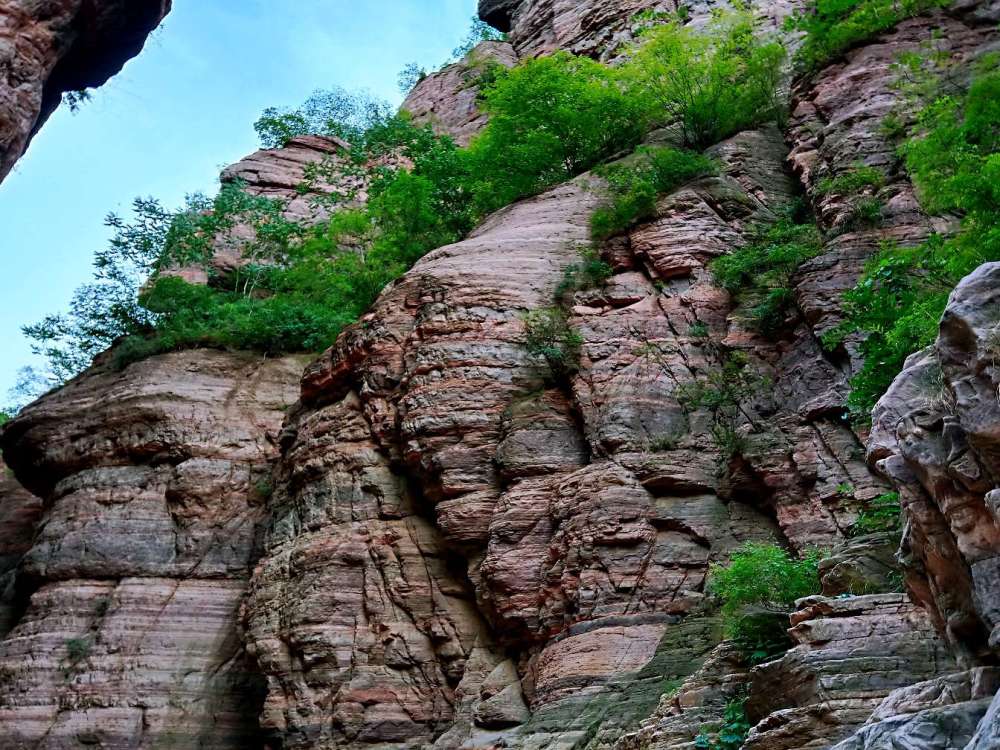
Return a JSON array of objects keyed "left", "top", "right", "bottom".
[{"left": 1, "top": 1, "right": 1000, "bottom": 748}]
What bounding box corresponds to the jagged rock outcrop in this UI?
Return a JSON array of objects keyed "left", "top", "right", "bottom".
[
  {"left": 0, "top": 350, "right": 305, "bottom": 749},
  {"left": 742, "top": 594, "right": 954, "bottom": 750},
  {"left": 830, "top": 669, "right": 1000, "bottom": 750},
  {"left": 0, "top": 0, "right": 171, "bottom": 182},
  {"left": 870, "top": 261, "right": 1000, "bottom": 664},
  {"left": 622, "top": 592, "right": 953, "bottom": 750}
]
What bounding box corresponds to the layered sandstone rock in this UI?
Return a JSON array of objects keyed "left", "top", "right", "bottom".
[
  {"left": 0, "top": 0, "right": 171, "bottom": 182},
  {"left": 241, "top": 117, "right": 891, "bottom": 747},
  {"left": 401, "top": 40, "right": 517, "bottom": 146},
  {"left": 3, "top": 0, "right": 1000, "bottom": 748},
  {"left": 743, "top": 594, "right": 954, "bottom": 750},
  {"left": 0, "top": 350, "right": 305, "bottom": 749},
  {"left": 831, "top": 669, "right": 1000, "bottom": 750}
]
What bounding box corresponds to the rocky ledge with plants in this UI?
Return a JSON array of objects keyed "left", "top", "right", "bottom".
[{"left": 1, "top": 1, "right": 1000, "bottom": 749}]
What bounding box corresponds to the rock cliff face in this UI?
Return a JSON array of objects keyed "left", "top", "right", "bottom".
[
  {"left": 0, "top": 0, "right": 171, "bottom": 182},
  {"left": 3, "top": 0, "right": 1000, "bottom": 748},
  {"left": 0, "top": 351, "right": 305, "bottom": 749}
]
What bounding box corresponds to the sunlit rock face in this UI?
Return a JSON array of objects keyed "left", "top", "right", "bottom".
[{"left": 0, "top": 0, "right": 171, "bottom": 183}]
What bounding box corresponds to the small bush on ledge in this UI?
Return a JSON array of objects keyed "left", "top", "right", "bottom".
[
  {"left": 523, "top": 308, "right": 584, "bottom": 381},
  {"left": 708, "top": 542, "right": 821, "bottom": 664},
  {"left": 591, "top": 146, "right": 717, "bottom": 240},
  {"left": 710, "top": 210, "right": 823, "bottom": 337},
  {"left": 849, "top": 491, "right": 902, "bottom": 537}
]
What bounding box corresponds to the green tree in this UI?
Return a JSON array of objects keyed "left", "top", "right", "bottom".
[{"left": 254, "top": 88, "right": 394, "bottom": 148}]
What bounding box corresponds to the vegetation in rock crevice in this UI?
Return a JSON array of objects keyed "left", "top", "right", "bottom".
[
  {"left": 397, "top": 16, "right": 508, "bottom": 95},
  {"left": 590, "top": 146, "right": 718, "bottom": 240},
  {"left": 19, "top": 5, "right": 788, "bottom": 401},
  {"left": 788, "top": 0, "right": 951, "bottom": 75},
  {"left": 711, "top": 207, "right": 823, "bottom": 337},
  {"left": 849, "top": 491, "right": 902, "bottom": 537},
  {"left": 828, "top": 53, "right": 1000, "bottom": 418},
  {"left": 709, "top": 542, "right": 822, "bottom": 664},
  {"left": 675, "top": 349, "right": 769, "bottom": 461},
  {"left": 695, "top": 699, "right": 752, "bottom": 750}
]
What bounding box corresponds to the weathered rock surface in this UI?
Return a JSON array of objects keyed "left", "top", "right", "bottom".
[
  {"left": 402, "top": 41, "right": 517, "bottom": 146},
  {"left": 0, "top": 459, "right": 42, "bottom": 636},
  {"left": 0, "top": 350, "right": 304, "bottom": 749},
  {"left": 743, "top": 594, "right": 954, "bottom": 750},
  {"left": 0, "top": 0, "right": 171, "bottom": 182},
  {"left": 4, "top": 0, "right": 1000, "bottom": 747},
  {"left": 830, "top": 669, "right": 1000, "bottom": 750},
  {"left": 871, "top": 261, "right": 1000, "bottom": 665}
]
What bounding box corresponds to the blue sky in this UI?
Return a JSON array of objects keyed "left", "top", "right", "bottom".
[{"left": 0, "top": 0, "right": 477, "bottom": 399}]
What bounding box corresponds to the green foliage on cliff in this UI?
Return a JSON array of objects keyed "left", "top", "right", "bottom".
[
  {"left": 254, "top": 88, "right": 395, "bottom": 149},
  {"left": 709, "top": 543, "right": 822, "bottom": 664},
  {"left": 711, "top": 209, "right": 823, "bottom": 336},
  {"left": 451, "top": 15, "right": 507, "bottom": 60},
  {"left": 23, "top": 7, "right": 790, "bottom": 392},
  {"left": 623, "top": 6, "right": 787, "bottom": 148},
  {"left": 523, "top": 308, "right": 584, "bottom": 380},
  {"left": 830, "top": 58, "right": 1000, "bottom": 418},
  {"left": 850, "top": 491, "right": 902, "bottom": 536},
  {"left": 469, "top": 51, "right": 652, "bottom": 213},
  {"left": 788, "top": 0, "right": 951, "bottom": 75},
  {"left": 675, "top": 349, "right": 768, "bottom": 459},
  {"left": 590, "top": 146, "right": 718, "bottom": 239},
  {"left": 695, "top": 700, "right": 752, "bottom": 750}
]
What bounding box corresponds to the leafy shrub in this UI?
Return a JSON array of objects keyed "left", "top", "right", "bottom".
[
  {"left": 523, "top": 308, "right": 584, "bottom": 380},
  {"left": 817, "top": 164, "right": 886, "bottom": 233},
  {"left": 711, "top": 212, "right": 823, "bottom": 336},
  {"left": 451, "top": 16, "right": 507, "bottom": 60},
  {"left": 788, "top": 0, "right": 950, "bottom": 75},
  {"left": 468, "top": 52, "right": 652, "bottom": 215},
  {"left": 689, "top": 321, "right": 710, "bottom": 339},
  {"left": 398, "top": 62, "right": 428, "bottom": 94},
  {"left": 591, "top": 146, "right": 717, "bottom": 239},
  {"left": 816, "top": 164, "right": 886, "bottom": 197},
  {"left": 648, "top": 433, "right": 681, "bottom": 452},
  {"left": 0, "top": 412, "right": 9, "bottom": 427},
  {"left": 850, "top": 491, "right": 902, "bottom": 536},
  {"left": 624, "top": 5, "right": 787, "bottom": 148},
  {"left": 695, "top": 700, "right": 752, "bottom": 750},
  {"left": 64, "top": 90, "right": 91, "bottom": 113},
  {"left": 708, "top": 543, "right": 821, "bottom": 663},
  {"left": 830, "top": 61, "right": 1000, "bottom": 418},
  {"left": 63, "top": 638, "right": 92, "bottom": 675}
]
